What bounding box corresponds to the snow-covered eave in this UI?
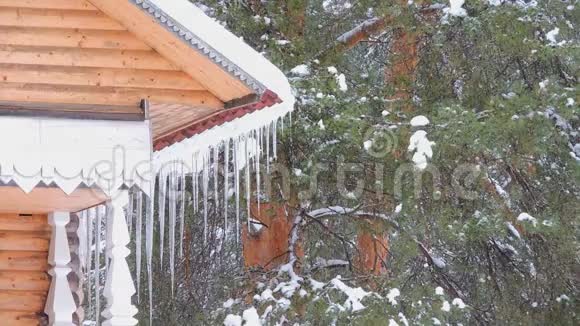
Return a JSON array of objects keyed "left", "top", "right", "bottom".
[
  {"left": 153, "top": 90, "right": 282, "bottom": 152},
  {"left": 153, "top": 92, "right": 295, "bottom": 172}
]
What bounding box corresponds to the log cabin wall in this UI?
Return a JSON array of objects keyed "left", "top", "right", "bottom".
[
  {"left": 0, "top": 213, "right": 50, "bottom": 326},
  {"left": 0, "top": 0, "right": 221, "bottom": 108}
]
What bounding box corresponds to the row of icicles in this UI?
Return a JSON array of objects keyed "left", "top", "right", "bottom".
[{"left": 77, "top": 115, "right": 291, "bottom": 324}]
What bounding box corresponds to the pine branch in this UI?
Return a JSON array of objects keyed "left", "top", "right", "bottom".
[{"left": 316, "top": 17, "right": 390, "bottom": 62}]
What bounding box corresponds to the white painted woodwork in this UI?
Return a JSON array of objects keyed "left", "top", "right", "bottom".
[
  {"left": 70, "top": 212, "right": 85, "bottom": 325},
  {"left": 0, "top": 116, "right": 152, "bottom": 197},
  {"left": 45, "top": 211, "right": 76, "bottom": 326},
  {"left": 102, "top": 191, "right": 138, "bottom": 326},
  {"left": 77, "top": 211, "right": 87, "bottom": 274}
]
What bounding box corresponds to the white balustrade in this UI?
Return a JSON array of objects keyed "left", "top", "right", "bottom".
[
  {"left": 102, "top": 190, "right": 138, "bottom": 326},
  {"left": 45, "top": 211, "right": 77, "bottom": 326}
]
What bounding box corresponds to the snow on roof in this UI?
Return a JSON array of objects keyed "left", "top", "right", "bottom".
[
  {"left": 150, "top": 0, "right": 295, "bottom": 171},
  {"left": 142, "top": 0, "right": 294, "bottom": 103}
]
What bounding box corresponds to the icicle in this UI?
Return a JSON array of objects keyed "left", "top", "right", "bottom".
[
  {"left": 86, "top": 208, "right": 94, "bottom": 317},
  {"left": 179, "top": 165, "right": 185, "bottom": 258},
  {"left": 224, "top": 140, "right": 230, "bottom": 241},
  {"left": 281, "top": 115, "right": 285, "bottom": 134},
  {"left": 255, "top": 130, "right": 261, "bottom": 210},
  {"left": 202, "top": 152, "right": 209, "bottom": 245},
  {"left": 127, "top": 191, "right": 134, "bottom": 237},
  {"left": 95, "top": 205, "right": 103, "bottom": 326},
  {"left": 266, "top": 123, "right": 271, "bottom": 173},
  {"left": 104, "top": 203, "right": 110, "bottom": 276},
  {"left": 135, "top": 191, "right": 143, "bottom": 303},
  {"left": 234, "top": 138, "right": 240, "bottom": 243},
  {"left": 259, "top": 126, "right": 264, "bottom": 160},
  {"left": 192, "top": 155, "right": 199, "bottom": 214},
  {"left": 213, "top": 145, "right": 219, "bottom": 214},
  {"left": 168, "top": 166, "right": 177, "bottom": 297},
  {"left": 245, "top": 136, "right": 251, "bottom": 227},
  {"left": 78, "top": 211, "right": 86, "bottom": 273},
  {"left": 273, "top": 121, "right": 278, "bottom": 159},
  {"left": 158, "top": 171, "right": 167, "bottom": 269},
  {"left": 146, "top": 177, "right": 155, "bottom": 326}
]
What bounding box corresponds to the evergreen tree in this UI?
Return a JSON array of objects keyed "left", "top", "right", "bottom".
[{"left": 137, "top": 1, "right": 578, "bottom": 324}]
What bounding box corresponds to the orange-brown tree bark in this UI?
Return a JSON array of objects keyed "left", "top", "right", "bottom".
[
  {"left": 355, "top": 219, "right": 389, "bottom": 275},
  {"left": 356, "top": 3, "right": 436, "bottom": 275},
  {"left": 385, "top": 29, "right": 419, "bottom": 108},
  {"left": 242, "top": 202, "right": 303, "bottom": 271}
]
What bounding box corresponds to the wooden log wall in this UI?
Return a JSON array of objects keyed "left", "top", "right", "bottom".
[
  {"left": 0, "top": 0, "right": 222, "bottom": 109},
  {"left": 0, "top": 213, "right": 50, "bottom": 326}
]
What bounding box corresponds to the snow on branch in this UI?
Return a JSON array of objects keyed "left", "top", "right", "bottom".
[
  {"left": 278, "top": 211, "right": 304, "bottom": 283},
  {"left": 307, "top": 206, "right": 398, "bottom": 226},
  {"left": 316, "top": 4, "right": 445, "bottom": 61},
  {"left": 311, "top": 258, "right": 350, "bottom": 271},
  {"left": 316, "top": 17, "right": 389, "bottom": 61},
  {"left": 336, "top": 18, "right": 387, "bottom": 47}
]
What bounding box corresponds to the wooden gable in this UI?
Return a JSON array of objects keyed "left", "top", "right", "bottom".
[{"left": 0, "top": 0, "right": 258, "bottom": 140}]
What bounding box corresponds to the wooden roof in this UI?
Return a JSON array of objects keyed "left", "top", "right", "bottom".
[{"left": 0, "top": 0, "right": 269, "bottom": 149}]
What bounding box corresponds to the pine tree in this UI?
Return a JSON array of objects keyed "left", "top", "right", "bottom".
[{"left": 136, "top": 1, "right": 579, "bottom": 324}]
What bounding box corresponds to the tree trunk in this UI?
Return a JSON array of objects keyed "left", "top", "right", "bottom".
[
  {"left": 242, "top": 201, "right": 303, "bottom": 271},
  {"left": 355, "top": 3, "right": 435, "bottom": 275},
  {"left": 385, "top": 29, "right": 419, "bottom": 111},
  {"left": 355, "top": 219, "right": 389, "bottom": 275},
  {"left": 277, "top": 0, "right": 309, "bottom": 39}
]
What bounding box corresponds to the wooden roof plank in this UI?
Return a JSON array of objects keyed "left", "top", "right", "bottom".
[
  {"left": 88, "top": 0, "right": 254, "bottom": 102},
  {"left": 0, "top": 45, "right": 179, "bottom": 70},
  {"left": 0, "top": 7, "right": 124, "bottom": 30},
  {"left": 0, "top": 64, "right": 205, "bottom": 90},
  {"left": 0, "top": 0, "right": 97, "bottom": 10},
  {"left": 0, "top": 83, "right": 223, "bottom": 107},
  {"left": 0, "top": 26, "right": 152, "bottom": 50}
]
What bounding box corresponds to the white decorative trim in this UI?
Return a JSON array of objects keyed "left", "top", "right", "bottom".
[
  {"left": 102, "top": 191, "right": 138, "bottom": 326},
  {"left": 0, "top": 117, "right": 152, "bottom": 197},
  {"left": 45, "top": 211, "right": 77, "bottom": 326}
]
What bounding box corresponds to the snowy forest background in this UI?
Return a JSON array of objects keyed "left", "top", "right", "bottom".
[{"left": 88, "top": 0, "right": 578, "bottom": 325}]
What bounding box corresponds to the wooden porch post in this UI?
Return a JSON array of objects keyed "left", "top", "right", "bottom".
[
  {"left": 102, "top": 190, "right": 138, "bottom": 326},
  {"left": 45, "top": 211, "right": 77, "bottom": 325},
  {"left": 68, "top": 213, "right": 85, "bottom": 325}
]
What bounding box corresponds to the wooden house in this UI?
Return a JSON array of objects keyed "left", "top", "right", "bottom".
[{"left": 0, "top": 0, "right": 294, "bottom": 324}]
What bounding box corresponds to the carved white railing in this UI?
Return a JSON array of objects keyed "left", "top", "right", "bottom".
[
  {"left": 45, "top": 211, "right": 77, "bottom": 325},
  {"left": 69, "top": 213, "right": 85, "bottom": 325},
  {"left": 102, "top": 190, "right": 138, "bottom": 326}
]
